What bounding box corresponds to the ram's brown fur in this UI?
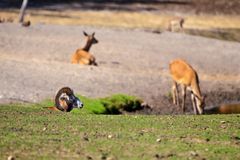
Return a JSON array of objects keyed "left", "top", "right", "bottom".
[
  {"left": 45, "top": 106, "right": 59, "bottom": 111},
  {"left": 45, "top": 87, "right": 83, "bottom": 112}
]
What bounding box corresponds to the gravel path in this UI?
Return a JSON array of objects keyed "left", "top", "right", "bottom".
[{"left": 0, "top": 23, "right": 240, "bottom": 113}]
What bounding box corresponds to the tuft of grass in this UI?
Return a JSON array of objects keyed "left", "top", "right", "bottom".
[
  {"left": 101, "top": 94, "right": 143, "bottom": 113},
  {"left": 76, "top": 94, "right": 143, "bottom": 114}
]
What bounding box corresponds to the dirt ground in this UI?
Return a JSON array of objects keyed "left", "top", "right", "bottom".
[{"left": 0, "top": 23, "right": 240, "bottom": 114}]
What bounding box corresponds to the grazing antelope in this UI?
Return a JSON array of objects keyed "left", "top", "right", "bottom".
[
  {"left": 46, "top": 87, "right": 83, "bottom": 112},
  {"left": 169, "top": 59, "right": 205, "bottom": 114},
  {"left": 71, "top": 31, "right": 98, "bottom": 65},
  {"left": 167, "top": 17, "right": 184, "bottom": 32}
]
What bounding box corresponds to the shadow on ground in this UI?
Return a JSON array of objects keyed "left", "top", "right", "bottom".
[{"left": 137, "top": 88, "right": 240, "bottom": 115}]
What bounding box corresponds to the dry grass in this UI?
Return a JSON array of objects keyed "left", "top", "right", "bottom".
[
  {"left": 1, "top": 9, "right": 240, "bottom": 30},
  {"left": 186, "top": 15, "right": 240, "bottom": 29},
  {"left": 1, "top": 9, "right": 240, "bottom": 41}
]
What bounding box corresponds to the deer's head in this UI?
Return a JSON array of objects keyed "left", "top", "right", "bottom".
[
  {"left": 83, "top": 31, "right": 98, "bottom": 44},
  {"left": 55, "top": 87, "right": 83, "bottom": 112}
]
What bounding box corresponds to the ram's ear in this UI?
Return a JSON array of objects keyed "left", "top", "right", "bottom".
[{"left": 83, "top": 31, "right": 88, "bottom": 36}]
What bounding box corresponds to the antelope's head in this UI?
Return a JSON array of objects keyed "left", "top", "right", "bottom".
[
  {"left": 55, "top": 87, "right": 83, "bottom": 112},
  {"left": 196, "top": 95, "right": 206, "bottom": 114},
  {"left": 83, "top": 31, "right": 98, "bottom": 44}
]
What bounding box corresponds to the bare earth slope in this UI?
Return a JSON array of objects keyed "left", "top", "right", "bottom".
[{"left": 0, "top": 24, "right": 240, "bottom": 114}]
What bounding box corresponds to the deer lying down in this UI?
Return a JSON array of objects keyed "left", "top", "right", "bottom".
[
  {"left": 169, "top": 59, "right": 205, "bottom": 115},
  {"left": 205, "top": 103, "right": 240, "bottom": 114},
  {"left": 71, "top": 31, "right": 98, "bottom": 65},
  {"left": 46, "top": 87, "right": 83, "bottom": 112}
]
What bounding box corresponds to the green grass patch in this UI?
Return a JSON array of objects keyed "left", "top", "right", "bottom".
[
  {"left": 41, "top": 94, "right": 143, "bottom": 114},
  {"left": 0, "top": 104, "right": 239, "bottom": 160}
]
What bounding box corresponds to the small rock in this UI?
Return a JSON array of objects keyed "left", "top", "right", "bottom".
[
  {"left": 190, "top": 151, "right": 198, "bottom": 157},
  {"left": 166, "top": 153, "right": 174, "bottom": 157},
  {"left": 155, "top": 153, "right": 163, "bottom": 159},
  {"left": 231, "top": 136, "right": 240, "bottom": 140},
  {"left": 156, "top": 138, "right": 161, "bottom": 142},
  {"left": 220, "top": 125, "right": 227, "bottom": 129},
  {"left": 42, "top": 127, "right": 47, "bottom": 131},
  {"left": 106, "top": 156, "right": 116, "bottom": 160},
  {"left": 8, "top": 156, "right": 15, "bottom": 160},
  {"left": 83, "top": 136, "right": 89, "bottom": 141},
  {"left": 220, "top": 121, "right": 226, "bottom": 124},
  {"left": 86, "top": 155, "right": 93, "bottom": 160},
  {"left": 101, "top": 153, "right": 108, "bottom": 160},
  {"left": 139, "top": 131, "right": 144, "bottom": 136},
  {"left": 83, "top": 133, "right": 89, "bottom": 141},
  {"left": 108, "top": 135, "right": 113, "bottom": 139},
  {"left": 179, "top": 135, "right": 187, "bottom": 139},
  {"left": 203, "top": 127, "right": 209, "bottom": 130}
]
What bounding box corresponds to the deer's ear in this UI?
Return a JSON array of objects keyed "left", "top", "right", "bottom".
[
  {"left": 92, "top": 32, "right": 95, "bottom": 36},
  {"left": 83, "top": 31, "right": 88, "bottom": 36}
]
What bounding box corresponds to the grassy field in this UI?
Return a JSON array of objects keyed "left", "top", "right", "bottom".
[{"left": 0, "top": 103, "right": 239, "bottom": 160}]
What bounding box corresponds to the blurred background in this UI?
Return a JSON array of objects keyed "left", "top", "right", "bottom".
[{"left": 1, "top": 0, "right": 240, "bottom": 41}]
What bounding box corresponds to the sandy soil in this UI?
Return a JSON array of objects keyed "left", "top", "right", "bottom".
[{"left": 0, "top": 23, "right": 240, "bottom": 114}]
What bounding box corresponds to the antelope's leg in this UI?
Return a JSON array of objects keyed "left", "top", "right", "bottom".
[
  {"left": 80, "top": 58, "right": 90, "bottom": 65},
  {"left": 191, "top": 92, "right": 197, "bottom": 115},
  {"left": 172, "top": 81, "right": 179, "bottom": 106},
  {"left": 181, "top": 84, "right": 186, "bottom": 113}
]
